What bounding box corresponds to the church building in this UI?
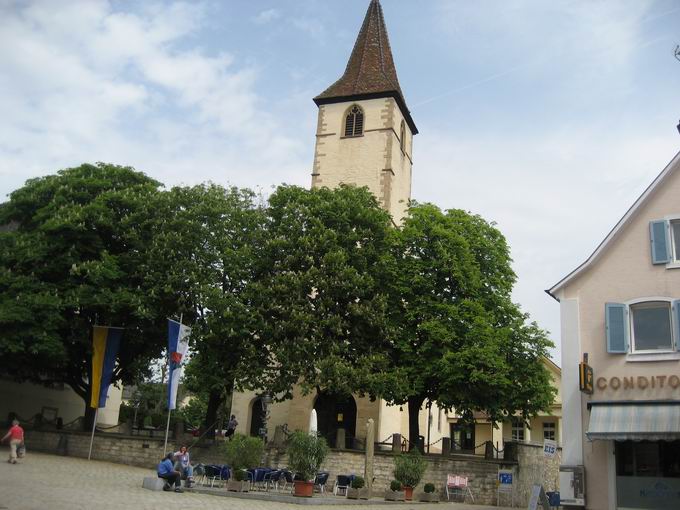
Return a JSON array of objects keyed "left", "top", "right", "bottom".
[{"left": 230, "top": 0, "right": 447, "bottom": 450}]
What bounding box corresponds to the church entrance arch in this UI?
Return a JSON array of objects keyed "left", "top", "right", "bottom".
[
  {"left": 313, "top": 392, "right": 357, "bottom": 449},
  {"left": 249, "top": 397, "right": 264, "bottom": 437}
]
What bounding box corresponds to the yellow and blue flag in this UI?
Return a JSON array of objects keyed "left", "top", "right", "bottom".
[{"left": 90, "top": 326, "right": 123, "bottom": 409}]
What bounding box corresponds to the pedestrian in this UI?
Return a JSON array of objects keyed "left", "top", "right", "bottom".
[
  {"left": 1, "top": 419, "right": 24, "bottom": 464},
  {"left": 225, "top": 414, "right": 238, "bottom": 440},
  {"left": 157, "top": 452, "right": 183, "bottom": 493},
  {"left": 173, "top": 445, "right": 194, "bottom": 487}
]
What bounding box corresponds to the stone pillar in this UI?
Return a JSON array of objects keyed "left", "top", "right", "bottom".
[
  {"left": 484, "top": 440, "right": 494, "bottom": 460},
  {"left": 365, "top": 419, "right": 375, "bottom": 491},
  {"left": 336, "top": 427, "right": 346, "bottom": 449},
  {"left": 392, "top": 433, "right": 401, "bottom": 453},
  {"left": 441, "top": 437, "right": 451, "bottom": 456}
]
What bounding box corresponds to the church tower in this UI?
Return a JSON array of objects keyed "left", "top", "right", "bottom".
[{"left": 311, "top": 0, "right": 417, "bottom": 224}]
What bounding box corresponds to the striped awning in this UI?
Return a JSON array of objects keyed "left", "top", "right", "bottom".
[{"left": 587, "top": 402, "right": 680, "bottom": 441}]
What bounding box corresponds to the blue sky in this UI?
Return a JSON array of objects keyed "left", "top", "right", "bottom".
[{"left": 2, "top": 0, "right": 680, "bottom": 363}]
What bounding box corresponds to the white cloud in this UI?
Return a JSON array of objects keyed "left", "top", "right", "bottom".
[
  {"left": 253, "top": 8, "right": 281, "bottom": 25},
  {"left": 414, "top": 126, "right": 679, "bottom": 362},
  {"left": 0, "top": 0, "right": 311, "bottom": 199}
]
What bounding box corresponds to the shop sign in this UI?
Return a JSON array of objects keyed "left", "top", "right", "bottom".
[
  {"left": 579, "top": 362, "right": 593, "bottom": 394},
  {"left": 595, "top": 375, "right": 680, "bottom": 391}
]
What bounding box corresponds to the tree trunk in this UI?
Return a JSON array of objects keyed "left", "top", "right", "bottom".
[
  {"left": 203, "top": 388, "right": 223, "bottom": 439},
  {"left": 407, "top": 396, "right": 425, "bottom": 452}
]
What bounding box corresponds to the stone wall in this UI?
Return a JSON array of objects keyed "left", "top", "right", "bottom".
[
  {"left": 24, "top": 430, "right": 559, "bottom": 506},
  {"left": 514, "top": 442, "right": 561, "bottom": 506}
]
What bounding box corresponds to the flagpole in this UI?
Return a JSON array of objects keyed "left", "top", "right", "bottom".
[
  {"left": 88, "top": 408, "right": 98, "bottom": 461},
  {"left": 163, "top": 409, "right": 172, "bottom": 455},
  {"left": 164, "top": 313, "right": 183, "bottom": 454}
]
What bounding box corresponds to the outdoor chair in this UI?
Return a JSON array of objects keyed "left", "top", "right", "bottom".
[
  {"left": 333, "top": 474, "right": 353, "bottom": 496},
  {"left": 279, "top": 470, "right": 295, "bottom": 492},
  {"left": 314, "top": 472, "right": 330, "bottom": 493},
  {"left": 263, "top": 469, "right": 284, "bottom": 491},
  {"left": 250, "top": 468, "right": 273, "bottom": 490},
  {"left": 445, "top": 474, "right": 474, "bottom": 503},
  {"left": 203, "top": 464, "right": 230, "bottom": 488}
]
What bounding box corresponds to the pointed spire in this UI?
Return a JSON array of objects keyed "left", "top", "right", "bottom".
[{"left": 314, "top": 0, "right": 417, "bottom": 134}]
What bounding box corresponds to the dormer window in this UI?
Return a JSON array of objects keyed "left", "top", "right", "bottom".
[{"left": 344, "top": 105, "right": 364, "bottom": 137}]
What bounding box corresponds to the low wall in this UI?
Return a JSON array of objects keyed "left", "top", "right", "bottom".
[{"left": 23, "top": 430, "right": 558, "bottom": 506}]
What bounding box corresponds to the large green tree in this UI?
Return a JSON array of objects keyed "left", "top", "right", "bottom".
[
  {"left": 143, "top": 184, "right": 267, "bottom": 437},
  {"left": 370, "top": 203, "right": 556, "bottom": 444},
  {"left": 0, "top": 163, "right": 169, "bottom": 428},
  {"left": 249, "top": 185, "right": 393, "bottom": 398}
]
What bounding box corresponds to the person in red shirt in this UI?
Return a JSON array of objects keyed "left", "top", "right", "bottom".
[{"left": 1, "top": 419, "right": 24, "bottom": 464}]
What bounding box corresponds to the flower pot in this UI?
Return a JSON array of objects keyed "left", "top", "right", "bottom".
[
  {"left": 418, "top": 492, "right": 440, "bottom": 502},
  {"left": 347, "top": 487, "right": 371, "bottom": 500},
  {"left": 293, "top": 480, "right": 315, "bottom": 497},
  {"left": 384, "top": 489, "right": 406, "bottom": 501},
  {"left": 226, "top": 480, "right": 250, "bottom": 492},
  {"left": 403, "top": 486, "right": 414, "bottom": 501}
]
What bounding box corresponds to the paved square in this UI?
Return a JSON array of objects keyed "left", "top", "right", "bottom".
[{"left": 0, "top": 451, "right": 510, "bottom": 510}]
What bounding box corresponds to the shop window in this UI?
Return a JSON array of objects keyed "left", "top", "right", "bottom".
[
  {"left": 511, "top": 419, "right": 525, "bottom": 441},
  {"left": 616, "top": 441, "right": 680, "bottom": 478},
  {"left": 605, "top": 299, "right": 680, "bottom": 354},
  {"left": 543, "top": 422, "right": 556, "bottom": 441}
]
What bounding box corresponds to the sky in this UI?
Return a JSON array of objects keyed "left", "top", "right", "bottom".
[{"left": 2, "top": 0, "right": 680, "bottom": 364}]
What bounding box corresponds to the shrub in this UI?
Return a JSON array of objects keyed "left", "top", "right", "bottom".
[
  {"left": 393, "top": 449, "right": 427, "bottom": 488},
  {"left": 221, "top": 433, "right": 264, "bottom": 472},
  {"left": 287, "top": 431, "right": 330, "bottom": 481},
  {"left": 390, "top": 480, "right": 403, "bottom": 492},
  {"left": 351, "top": 476, "right": 365, "bottom": 489},
  {"left": 424, "top": 483, "right": 435, "bottom": 493},
  {"left": 233, "top": 469, "right": 248, "bottom": 481}
]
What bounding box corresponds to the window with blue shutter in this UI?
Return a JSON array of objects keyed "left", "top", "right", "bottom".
[
  {"left": 649, "top": 220, "right": 670, "bottom": 264},
  {"left": 606, "top": 303, "right": 629, "bottom": 353}
]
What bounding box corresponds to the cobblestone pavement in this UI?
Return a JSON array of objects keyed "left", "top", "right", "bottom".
[{"left": 0, "top": 452, "right": 512, "bottom": 510}]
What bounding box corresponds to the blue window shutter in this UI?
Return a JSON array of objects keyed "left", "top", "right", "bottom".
[
  {"left": 650, "top": 220, "right": 670, "bottom": 264},
  {"left": 674, "top": 300, "right": 680, "bottom": 351},
  {"left": 605, "top": 303, "right": 629, "bottom": 353}
]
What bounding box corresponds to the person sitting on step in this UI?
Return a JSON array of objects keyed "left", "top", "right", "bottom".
[{"left": 157, "top": 452, "right": 183, "bottom": 493}]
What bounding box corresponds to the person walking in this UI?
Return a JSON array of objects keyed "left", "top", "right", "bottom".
[
  {"left": 1, "top": 419, "right": 24, "bottom": 464},
  {"left": 173, "top": 445, "right": 194, "bottom": 487},
  {"left": 157, "top": 452, "right": 183, "bottom": 493},
  {"left": 225, "top": 415, "right": 238, "bottom": 440}
]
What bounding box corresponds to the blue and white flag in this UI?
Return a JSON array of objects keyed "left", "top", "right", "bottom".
[{"left": 167, "top": 319, "right": 191, "bottom": 410}]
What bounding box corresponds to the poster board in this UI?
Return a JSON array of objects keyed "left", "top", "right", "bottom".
[
  {"left": 527, "top": 485, "right": 550, "bottom": 510},
  {"left": 543, "top": 439, "right": 557, "bottom": 458}
]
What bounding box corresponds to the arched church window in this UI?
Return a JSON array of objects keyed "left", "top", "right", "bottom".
[
  {"left": 344, "top": 105, "right": 364, "bottom": 137},
  {"left": 399, "top": 120, "right": 406, "bottom": 153}
]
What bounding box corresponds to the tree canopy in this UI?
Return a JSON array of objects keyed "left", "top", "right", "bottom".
[{"left": 0, "top": 163, "right": 168, "bottom": 427}]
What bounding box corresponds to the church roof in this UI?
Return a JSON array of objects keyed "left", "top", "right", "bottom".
[{"left": 314, "top": 0, "right": 418, "bottom": 134}]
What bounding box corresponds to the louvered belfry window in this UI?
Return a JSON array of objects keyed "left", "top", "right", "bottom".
[{"left": 344, "top": 105, "right": 364, "bottom": 137}]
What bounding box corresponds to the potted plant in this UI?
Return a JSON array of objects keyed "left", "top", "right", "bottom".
[
  {"left": 346, "top": 475, "right": 371, "bottom": 500},
  {"left": 385, "top": 480, "right": 406, "bottom": 501},
  {"left": 418, "top": 483, "right": 439, "bottom": 503},
  {"left": 222, "top": 433, "right": 264, "bottom": 492},
  {"left": 393, "top": 449, "right": 427, "bottom": 501},
  {"left": 287, "top": 431, "right": 330, "bottom": 497}
]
